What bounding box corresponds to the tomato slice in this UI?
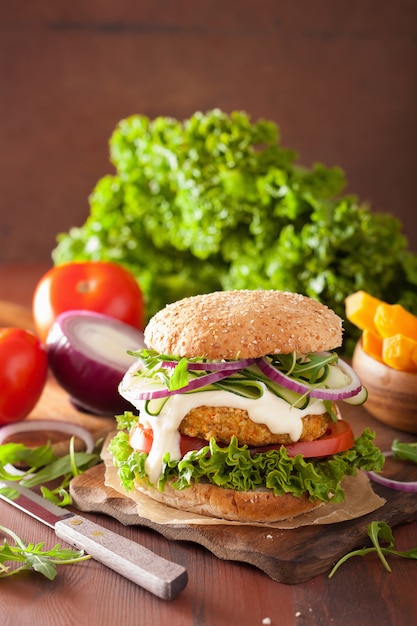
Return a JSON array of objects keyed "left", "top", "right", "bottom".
[
  {"left": 129, "top": 419, "right": 355, "bottom": 459},
  {"left": 129, "top": 423, "right": 207, "bottom": 456},
  {"left": 130, "top": 424, "right": 154, "bottom": 454},
  {"left": 272, "top": 419, "right": 355, "bottom": 458}
]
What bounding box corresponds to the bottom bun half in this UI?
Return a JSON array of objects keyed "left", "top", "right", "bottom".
[{"left": 134, "top": 478, "right": 322, "bottom": 523}]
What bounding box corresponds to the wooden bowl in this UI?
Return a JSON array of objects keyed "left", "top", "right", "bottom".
[{"left": 352, "top": 340, "right": 417, "bottom": 434}]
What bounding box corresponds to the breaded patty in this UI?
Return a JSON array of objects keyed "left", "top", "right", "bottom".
[{"left": 179, "top": 406, "right": 332, "bottom": 446}]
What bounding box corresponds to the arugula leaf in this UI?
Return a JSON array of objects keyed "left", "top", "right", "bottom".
[
  {"left": 20, "top": 450, "right": 99, "bottom": 489},
  {"left": 0, "top": 442, "right": 56, "bottom": 480},
  {"left": 39, "top": 486, "right": 72, "bottom": 507},
  {"left": 52, "top": 109, "right": 417, "bottom": 351},
  {"left": 0, "top": 437, "right": 102, "bottom": 507},
  {"left": 0, "top": 525, "right": 90, "bottom": 580},
  {"left": 168, "top": 358, "right": 190, "bottom": 391},
  {"left": 391, "top": 439, "right": 417, "bottom": 464},
  {"left": 368, "top": 521, "right": 394, "bottom": 572},
  {"left": 328, "top": 521, "right": 417, "bottom": 578},
  {"left": 270, "top": 352, "right": 338, "bottom": 384}
]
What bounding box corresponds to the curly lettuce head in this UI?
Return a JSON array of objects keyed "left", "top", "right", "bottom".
[{"left": 53, "top": 109, "right": 417, "bottom": 351}]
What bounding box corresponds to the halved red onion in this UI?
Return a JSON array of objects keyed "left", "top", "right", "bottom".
[
  {"left": 130, "top": 368, "right": 238, "bottom": 401},
  {"left": 256, "top": 356, "right": 363, "bottom": 401},
  {"left": 46, "top": 310, "right": 146, "bottom": 416},
  {"left": 366, "top": 451, "right": 417, "bottom": 492},
  {"left": 161, "top": 358, "right": 255, "bottom": 371}
]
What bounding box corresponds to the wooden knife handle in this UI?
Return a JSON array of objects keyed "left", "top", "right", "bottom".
[{"left": 54, "top": 515, "right": 188, "bottom": 600}]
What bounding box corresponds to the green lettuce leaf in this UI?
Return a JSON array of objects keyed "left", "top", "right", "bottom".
[{"left": 109, "top": 428, "right": 384, "bottom": 504}]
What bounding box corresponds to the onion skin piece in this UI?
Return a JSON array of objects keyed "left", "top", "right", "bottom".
[
  {"left": 366, "top": 471, "right": 417, "bottom": 492},
  {"left": 131, "top": 368, "right": 239, "bottom": 401},
  {"left": 46, "top": 310, "right": 146, "bottom": 416},
  {"left": 366, "top": 451, "right": 417, "bottom": 492}
]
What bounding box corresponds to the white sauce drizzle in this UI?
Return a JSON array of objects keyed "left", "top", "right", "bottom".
[{"left": 120, "top": 370, "right": 328, "bottom": 485}]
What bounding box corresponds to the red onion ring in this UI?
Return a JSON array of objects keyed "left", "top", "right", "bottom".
[
  {"left": 132, "top": 353, "right": 364, "bottom": 402},
  {"left": 366, "top": 451, "right": 417, "bottom": 492},
  {"left": 161, "top": 358, "right": 255, "bottom": 372},
  {"left": 0, "top": 419, "right": 95, "bottom": 477},
  {"left": 132, "top": 368, "right": 238, "bottom": 400},
  {"left": 0, "top": 419, "right": 95, "bottom": 452},
  {"left": 256, "top": 356, "right": 363, "bottom": 401}
]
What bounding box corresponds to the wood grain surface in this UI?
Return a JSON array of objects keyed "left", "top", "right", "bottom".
[
  {"left": 0, "top": 299, "right": 35, "bottom": 331},
  {"left": 69, "top": 460, "right": 417, "bottom": 584}
]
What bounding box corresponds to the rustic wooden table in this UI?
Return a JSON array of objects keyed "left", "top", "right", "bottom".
[{"left": 0, "top": 263, "right": 416, "bottom": 626}]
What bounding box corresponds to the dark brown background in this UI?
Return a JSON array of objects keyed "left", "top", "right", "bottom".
[{"left": 1, "top": 0, "right": 416, "bottom": 266}]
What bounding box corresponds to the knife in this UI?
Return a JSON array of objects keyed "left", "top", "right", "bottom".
[{"left": 0, "top": 480, "right": 187, "bottom": 600}]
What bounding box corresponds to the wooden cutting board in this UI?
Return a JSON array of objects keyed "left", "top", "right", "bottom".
[{"left": 69, "top": 451, "right": 417, "bottom": 584}]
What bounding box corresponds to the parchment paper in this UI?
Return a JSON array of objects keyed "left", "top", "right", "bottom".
[{"left": 102, "top": 435, "right": 385, "bottom": 529}]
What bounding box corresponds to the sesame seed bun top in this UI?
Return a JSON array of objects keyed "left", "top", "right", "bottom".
[{"left": 144, "top": 289, "right": 343, "bottom": 359}]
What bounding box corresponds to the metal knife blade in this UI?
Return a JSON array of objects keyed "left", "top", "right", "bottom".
[{"left": 0, "top": 480, "right": 187, "bottom": 600}]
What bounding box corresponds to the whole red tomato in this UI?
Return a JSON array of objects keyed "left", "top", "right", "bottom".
[
  {"left": 0, "top": 328, "right": 49, "bottom": 425},
  {"left": 32, "top": 262, "right": 145, "bottom": 343}
]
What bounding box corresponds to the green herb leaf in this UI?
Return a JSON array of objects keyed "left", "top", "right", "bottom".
[
  {"left": 328, "top": 521, "right": 417, "bottom": 578},
  {"left": 40, "top": 486, "right": 72, "bottom": 507},
  {"left": 0, "top": 441, "right": 57, "bottom": 481},
  {"left": 168, "top": 358, "right": 190, "bottom": 391},
  {"left": 0, "top": 526, "right": 91, "bottom": 580},
  {"left": 0, "top": 437, "right": 102, "bottom": 507},
  {"left": 391, "top": 439, "right": 417, "bottom": 464},
  {"left": 368, "top": 521, "right": 394, "bottom": 572}
]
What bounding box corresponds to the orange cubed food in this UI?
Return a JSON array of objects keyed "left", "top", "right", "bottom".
[
  {"left": 362, "top": 329, "right": 383, "bottom": 362},
  {"left": 382, "top": 334, "right": 417, "bottom": 371},
  {"left": 374, "top": 303, "right": 417, "bottom": 341},
  {"left": 345, "top": 291, "right": 384, "bottom": 332}
]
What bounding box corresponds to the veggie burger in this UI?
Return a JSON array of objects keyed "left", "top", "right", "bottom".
[{"left": 109, "top": 290, "right": 384, "bottom": 522}]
